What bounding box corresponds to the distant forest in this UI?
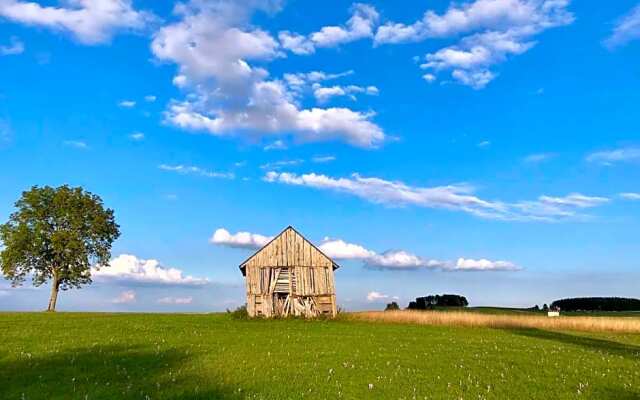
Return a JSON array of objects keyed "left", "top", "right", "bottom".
[{"left": 551, "top": 297, "right": 640, "bottom": 312}]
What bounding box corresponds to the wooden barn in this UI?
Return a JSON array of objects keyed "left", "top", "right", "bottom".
[{"left": 239, "top": 226, "right": 339, "bottom": 318}]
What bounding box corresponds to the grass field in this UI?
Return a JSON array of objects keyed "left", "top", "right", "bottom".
[{"left": 1, "top": 312, "right": 639, "bottom": 399}]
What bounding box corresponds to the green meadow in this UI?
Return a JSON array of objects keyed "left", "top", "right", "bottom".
[{"left": 1, "top": 312, "right": 639, "bottom": 399}]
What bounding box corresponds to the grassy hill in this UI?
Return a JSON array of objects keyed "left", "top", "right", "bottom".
[{"left": 1, "top": 312, "right": 639, "bottom": 399}]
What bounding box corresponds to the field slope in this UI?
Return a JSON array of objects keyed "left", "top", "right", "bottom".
[{"left": 1, "top": 312, "right": 639, "bottom": 399}]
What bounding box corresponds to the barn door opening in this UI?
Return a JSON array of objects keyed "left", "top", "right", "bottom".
[{"left": 273, "top": 292, "right": 289, "bottom": 316}]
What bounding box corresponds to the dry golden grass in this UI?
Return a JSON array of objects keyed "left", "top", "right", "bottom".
[{"left": 348, "top": 310, "right": 640, "bottom": 333}]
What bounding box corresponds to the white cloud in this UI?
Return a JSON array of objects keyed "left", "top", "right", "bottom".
[
  {"left": 313, "top": 86, "right": 347, "bottom": 102},
  {"left": 366, "top": 291, "right": 398, "bottom": 302},
  {"left": 365, "top": 86, "right": 379, "bottom": 95},
  {"left": 620, "top": 192, "right": 640, "bottom": 201},
  {"left": 158, "top": 296, "right": 193, "bottom": 304},
  {"left": 365, "top": 250, "right": 447, "bottom": 270},
  {"left": 144, "top": 95, "right": 156, "bottom": 102},
  {"left": 375, "top": 0, "right": 572, "bottom": 44},
  {"left": 375, "top": 0, "right": 573, "bottom": 88},
  {"left": 152, "top": 2, "right": 281, "bottom": 82},
  {"left": 152, "top": 1, "right": 385, "bottom": 149},
  {"left": 0, "top": 36, "right": 23, "bottom": 55},
  {"left": 112, "top": 290, "right": 136, "bottom": 304},
  {"left": 263, "top": 139, "right": 287, "bottom": 151},
  {"left": 478, "top": 140, "right": 491, "bottom": 148},
  {"left": 118, "top": 100, "right": 136, "bottom": 108},
  {"left": 422, "top": 73, "right": 436, "bottom": 83},
  {"left": 523, "top": 152, "right": 555, "bottom": 163},
  {"left": 510, "top": 194, "right": 610, "bottom": 222},
  {"left": 318, "top": 238, "right": 376, "bottom": 260},
  {"left": 159, "top": 164, "right": 234, "bottom": 179},
  {"left": 537, "top": 193, "right": 609, "bottom": 208},
  {"left": 63, "top": 140, "right": 88, "bottom": 149},
  {"left": 284, "top": 70, "right": 354, "bottom": 89},
  {"left": 309, "top": 3, "right": 379, "bottom": 48},
  {"left": 215, "top": 227, "right": 519, "bottom": 272},
  {"left": 319, "top": 238, "right": 446, "bottom": 270},
  {"left": 259, "top": 159, "right": 303, "bottom": 170},
  {"left": 507, "top": 193, "right": 610, "bottom": 222},
  {"left": 93, "top": 254, "right": 209, "bottom": 286},
  {"left": 280, "top": 4, "right": 379, "bottom": 53},
  {"left": 313, "top": 84, "right": 379, "bottom": 103},
  {"left": 604, "top": 4, "right": 640, "bottom": 48},
  {"left": 263, "top": 171, "right": 610, "bottom": 222},
  {"left": 312, "top": 155, "right": 336, "bottom": 163},
  {"left": 278, "top": 30, "right": 315, "bottom": 55},
  {"left": 586, "top": 147, "right": 640, "bottom": 165},
  {"left": 296, "top": 107, "right": 384, "bottom": 147},
  {"left": 451, "top": 69, "right": 495, "bottom": 89},
  {"left": 210, "top": 228, "right": 272, "bottom": 249},
  {"left": 129, "top": 132, "right": 144, "bottom": 141},
  {"left": 264, "top": 171, "right": 506, "bottom": 217},
  {"left": 454, "top": 258, "right": 519, "bottom": 271},
  {"left": 0, "top": 0, "right": 154, "bottom": 44},
  {"left": 172, "top": 74, "right": 187, "bottom": 87},
  {"left": 164, "top": 84, "right": 385, "bottom": 148},
  {"left": 420, "top": 30, "right": 533, "bottom": 89}
]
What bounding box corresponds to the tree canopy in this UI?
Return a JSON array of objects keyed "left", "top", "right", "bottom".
[
  {"left": 384, "top": 301, "right": 400, "bottom": 311},
  {"left": 408, "top": 294, "right": 469, "bottom": 309},
  {"left": 0, "top": 185, "right": 120, "bottom": 311},
  {"left": 551, "top": 297, "right": 640, "bottom": 312}
]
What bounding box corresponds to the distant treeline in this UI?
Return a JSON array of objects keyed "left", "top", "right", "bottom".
[
  {"left": 408, "top": 294, "right": 469, "bottom": 309},
  {"left": 551, "top": 297, "right": 640, "bottom": 312}
]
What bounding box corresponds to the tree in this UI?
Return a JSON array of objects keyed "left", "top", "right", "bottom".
[
  {"left": 409, "top": 294, "right": 469, "bottom": 309},
  {"left": 542, "top": 304, "right": 549, "bottom": 312},
  {"left": 0, "top": 185, "right": 120, "bottom": 311},
  {"left": 551, "top": 297, "right": 640, "bottom": 312},
  {"left": 385, "top": 301, "right": 400, "bottom": 311}
]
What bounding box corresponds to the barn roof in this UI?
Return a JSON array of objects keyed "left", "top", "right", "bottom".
[{"left": 239, "top": 226, "right": 340, "bottom": 276}]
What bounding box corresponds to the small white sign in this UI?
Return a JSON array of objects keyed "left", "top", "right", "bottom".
[{"left": 547, "top": 311, "right": 560, "bottom": 317}]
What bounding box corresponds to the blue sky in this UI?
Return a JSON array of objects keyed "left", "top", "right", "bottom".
[{"left": 1, "top": 0, "right": 639, "bottom": 312}]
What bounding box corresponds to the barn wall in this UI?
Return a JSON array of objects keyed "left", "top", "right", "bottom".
[
  {"left": 246, "top": 266, "right": 335, "bottom": 296},
  {"left": 247, "top": 293, "right": 336, "bottom": 318}
]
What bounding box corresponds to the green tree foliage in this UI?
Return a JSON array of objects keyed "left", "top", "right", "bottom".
[
  {"left": 0, "top": 185, "right": 120, "bottom": 311},
  {"left": 226, "top": 304, "right": 249, "bottom": 319},
  {"left": 551, "top": 297, "right": 640, "bottom": 312},
  {"left": 384, "top": 301, "right": 400, "bottom": 311},
  {"left": 408, "top": 294, "right": 469, "bottom": 309}
]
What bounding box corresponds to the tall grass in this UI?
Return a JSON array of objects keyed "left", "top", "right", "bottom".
[{"left": 348, "top": 310, "right": 640, "bottom": 333}]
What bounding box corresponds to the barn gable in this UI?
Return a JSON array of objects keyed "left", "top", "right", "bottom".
[{"left": 239, "top": 226, "right": 339, "bottom": 276}]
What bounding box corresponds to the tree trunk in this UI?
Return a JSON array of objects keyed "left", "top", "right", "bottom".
[{"left": 47, "top": 273, "right": 59, "bottom": 312}]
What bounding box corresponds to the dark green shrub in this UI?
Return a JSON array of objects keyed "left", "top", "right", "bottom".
[
  {"left": 226, "top": 304, "right": 249, "bottom": 319},
  {"left": 385, "top": 301, "right": 400, "bottom": 311}
]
